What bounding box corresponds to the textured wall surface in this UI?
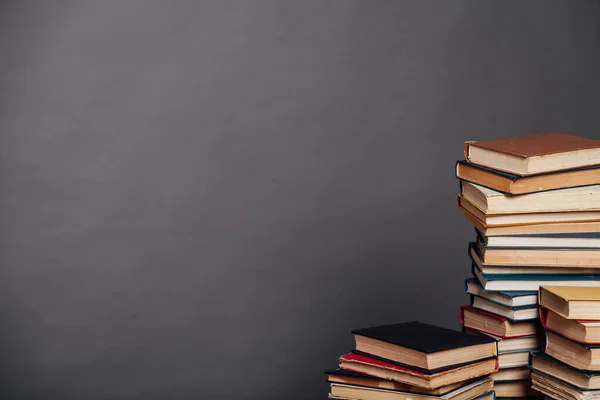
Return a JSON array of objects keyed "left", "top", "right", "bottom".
[{"left": 0, "top": 1, "right": 599, "bottom": 399}]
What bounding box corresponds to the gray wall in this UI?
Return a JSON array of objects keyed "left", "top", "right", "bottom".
[{"left": 1, "top": 1, "right": 599, "bottom": 399}]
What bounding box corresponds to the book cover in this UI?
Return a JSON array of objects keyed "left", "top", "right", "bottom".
[
  {"left": 465, "top": 133, "right": 600, "bottom": 159},
  {"left": 352, "top": 321, "right": 496, "bottom": 354}
]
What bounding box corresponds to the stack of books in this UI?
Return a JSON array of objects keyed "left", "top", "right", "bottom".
[
  {"left": 530, "top": 286, "right": 600, "bottom": 400},
  {"left": 455, "top": 133, "right": 600, "bottom": 399},
  {"left": 325, "top": 322, "right": 498, "bottom": 400}
]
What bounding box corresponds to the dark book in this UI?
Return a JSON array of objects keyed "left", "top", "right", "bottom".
[
  {"left": 351, "top": 321, "right": 497, "bottom": 372},
  {"left": 456, "top": 160, "right": 600, "bottom": 195}
]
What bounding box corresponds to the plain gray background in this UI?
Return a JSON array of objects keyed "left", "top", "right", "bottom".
[{"left": 1, "top": 1, "right": 599, "bottom": 399}]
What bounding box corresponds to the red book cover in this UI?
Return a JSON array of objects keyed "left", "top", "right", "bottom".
[{"left": 461, "top": 305, "right": 534, "bottom": 339}]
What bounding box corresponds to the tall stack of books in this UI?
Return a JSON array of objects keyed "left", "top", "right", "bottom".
[
  {"left": 325, "top": 322, "right": 498, "bottom": 400},
  {"left": 455, "top": 133, "right": 600, "bottom": 399},
  {"left": 530, "top": 286, "right": 600, "bottom": 400}
]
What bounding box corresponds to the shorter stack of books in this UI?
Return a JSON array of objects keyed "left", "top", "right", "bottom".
[
  {"left": 325, "top": 322, "right": 498, "bottom": 400},
  {"left": 530, "top": 286, "right": 600, "bottom": 400}
]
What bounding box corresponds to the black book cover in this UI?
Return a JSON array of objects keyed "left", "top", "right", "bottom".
[
  {"left": 350, "top": 350, "right": 497, "bottom": 374},
  {"left": 352, "top": 321, "right": 496, "bottom": 354}
]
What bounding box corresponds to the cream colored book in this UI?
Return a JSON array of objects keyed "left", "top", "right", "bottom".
[
  {"left": 539, "top": 286, "right": 600, "bottom": 319},
  {"left": 461, "top": 181, "right": 600, "bottom": 214}
]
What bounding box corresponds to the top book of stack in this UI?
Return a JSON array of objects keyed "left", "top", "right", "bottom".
[{"left": 456, "top": 133, "right": 600, "bottom": 195}]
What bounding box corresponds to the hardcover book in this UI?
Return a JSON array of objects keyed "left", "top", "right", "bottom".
[
  {"left": 325, "top": 367, "right": 466, "bottom": 394},
  {"left": 338, "top": 352, "right": 498, "bottom": 389},
  {"left": 458, "top": 195, "right": 600, "bottom": 226},
  {"left": 539, "top": 286, "right": 600, "bottom": 320},
  {"left": 461, "top": 181, "right": 600, "bottom": 215},
  {"left": 456, "top": 160, "right": 600, "bottom": 195},
  {"left": 460, "top": 306, "right": 538, "bottom": 338},
  {"left": 463, "top": 133, "right": 600, "bottom": 175},
  {"left": 351, "top": 322, "right": 497, "bottom": 372},
  {"left": 539, "top": 307, "right": 600, "bottom": 344},
  {"left": 464, "top": 278, "right": 538, "bottom": 308},
  {"left": 471, "top": 295, "right": 538, "bottom": 322},
  {"left": 329, "top": 378, "right": 493, "bottom": 400},
  {"left": 531, "top": 370, "right": 598, "bottom": 400},
  {"left": 472, "top": 263, "right": 600, "bottom": 291},
  {"left": 544, "top": 331, "right": 600, "bottom": 371},
  {"left": 530, "top": 351, "right": 600, "bottom": 390}
]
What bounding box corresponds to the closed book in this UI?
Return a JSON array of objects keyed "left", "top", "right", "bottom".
[
  {"left": 464, "top": 278, "right": 537, "bottom": 308},
  {"left": 461, "top": 181, "right": 600, "bottom": 215},
  {"left": 325, "top": 367, "right": 466, "bottom": 395},
  {"left": 469, "top": 243, "right": 600, "bottom": 275},
  {"left": 351, "top": 322, "right": 497, "bottom": 373},
  {"left": 463, "top": 133, "right": 600, "bottom": 175},
  {"left": 531, "top": 370, "right": 599, "bottom": 400},
  {"left": 540, "top": 307, "right": 600, "bottom": 344},
  {"left": 497, "top": 351, "right": 531, "bottom": 369},
  {"left": 530, "top": 351, "right": 600, "bottom": 390},
  {"left": 471, "top": 296, "right": 538, "bottom": 322},
  {"left": 490, "top": 367, "right": 530, "bottom": 382},
  {"left": 478, "top": 230, "right": 600, "bottom": 249},
  {"left": 460, "top": 207, "right": 600, "bottom": 236},
  {"left": 493, "top": 380, "right": 538, "bottom": 398},
  {"left": 338, "top": 352, "right": 498, "bottom": 390},
  {"left": 463, "top": 328, "right": 539, "bottom": 354},
  {"left": 460, "top": 306, "right": 538, "bottom": 338},
  {"left": 456, "top": 160, "right": 600, "bottom": 195},
  {"left": 476, "top": 240, "right": 600, "bottom": 267},
  {"left": 472, "top": 263, "right": 600, "bottom": 291},
  {"left": 329, "top": 378, "right": 493, "bottom": 400},
  {"left": 458, "top": 195, "right": 600, "bottom": 226},
  {"left": 544, "top": 331, "right": 600, "bottom": 371},
  {"left": 539, "top": 286, "right": 600, "bottom": 319}
]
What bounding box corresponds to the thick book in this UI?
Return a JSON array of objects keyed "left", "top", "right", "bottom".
[
  {"left": 464, "top": 278, "right": 537, "bottom": 308},
  {"left": 472, "top": 263, "right": 600, "bottom": 291},
  {"left": 460, "top": 306, "right": 538, "bottom": 338},
  {"left": 469, "top": 243, "right": 600, "bottom": 275},
  {"left": 458, "top": 195, "right": 600, "bottom": 226},
  {"left": 493, "top": 380, "right": 538, "bottom": 398},
  {"left": 497, "top": 351, "right": 531, "bottom": 369},
  {"left": 325, "top": 367, "right": 466, "bottom": 395},
  {"left": 540, "top": 307, "right": 600, "bottom": 344},
  {"left": 490, "top": 367, "right": 530, "bottom": 382},
  {"left": 530, "top": 351, "right": 600, "bottom": 390},
  {"left": 476, "top": 240, "right": 600, "bottom": 267},
  {"left": 531, "top": 370, "right": 598, "bottom": 400},
  {"left": 471, "top": 296, "right": 538, "bottom": 322},
  {"left": 329, "top": 378, "right": 493, "bottom": 400},
  {"left": 461, "top": 181, "right": 600, "bottom": 215},
  {"left": 463, "top": 327, "right": 539, "bottom": 354},
  {"left": 478, "top": 230, "right": 600, "bottom": 249},
  {"left": 539, "top": 286, "right": 600, "bottom": 320},
  {"left": 460, "top": 207, "right": 600, "bottom": 236},
  {"left": 328, "top": 393, "right": 497, "bottom": 400},
  {"left": 463, "top": 133, "right": 600, "bottom": 176},
  {"left": 544, "top": 331, "right": 600, "bottom": 371},
  {"left": 351, "top": 322, "right": 497, "bottom": 372},
  {"left": 456, "top": 160, "right": 600, "bottom": 195},
  {"left": 337, "top": 352, "right": 498, "bottom": 390}
]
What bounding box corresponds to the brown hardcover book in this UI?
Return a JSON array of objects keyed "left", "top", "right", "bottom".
[
  {"left": 464, "top": 133, "right": 600, "bottom": 176},
  {"left": 540, "top": 308, "right": 600, "bottom": 344},
  {"left": 544, "top": 331, "right": 600, "bottom": 371}
]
